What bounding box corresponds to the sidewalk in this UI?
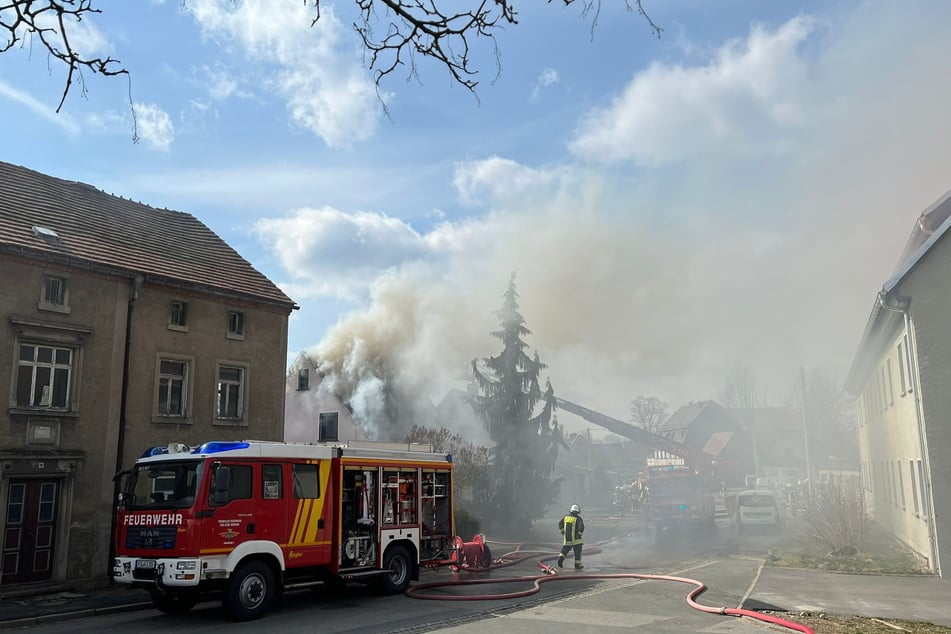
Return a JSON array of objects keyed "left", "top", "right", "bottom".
[{"left": 0, "top": 583, "right": 152, "bottom": 629}]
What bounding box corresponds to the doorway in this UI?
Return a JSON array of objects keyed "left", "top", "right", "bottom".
[{"left": 2, "top": 478, "right": 60, "bottom": 584}]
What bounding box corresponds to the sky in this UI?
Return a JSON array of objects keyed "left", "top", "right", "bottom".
[{"left": 3, "top": 0, "right": 951, "bottom": 437}]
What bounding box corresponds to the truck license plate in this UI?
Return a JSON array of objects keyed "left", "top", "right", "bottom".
[{"left": 135, "top": 559, "right": 156, "bottom": 569}]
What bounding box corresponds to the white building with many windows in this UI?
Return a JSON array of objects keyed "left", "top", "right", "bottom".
[{"left": 846, "top": 188, "right": 951, "bottom": 576}]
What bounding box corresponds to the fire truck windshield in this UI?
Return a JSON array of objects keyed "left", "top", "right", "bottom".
[
  {"left": 650, "top": 476, "right": 700, "bottom": 498},
  {"left": 126, "top": 460, "right": 203, "bottom": 510}
]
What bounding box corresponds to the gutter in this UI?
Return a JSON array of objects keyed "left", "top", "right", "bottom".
[{"left": 877, "top": 291, "right": 940, "bottom": 575}]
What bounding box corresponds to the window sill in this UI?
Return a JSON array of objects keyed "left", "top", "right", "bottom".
[
  {"left": 151, "top": 415, "right": 193, "bottom": 425},
  {"left": 37, "top": 302, "right": 71, "bottom": 315},
  {"left": 213, "top": 419, "right": 248, "bottom": 427},
  {"left": 9, "top": 408, "right": 79, "bottom": 419},
  {"left": 167, "top": 324, "right": 189, "bottom": 333},
  {"left": 225, "top": 332, "right": 245, "bottom": 341}
]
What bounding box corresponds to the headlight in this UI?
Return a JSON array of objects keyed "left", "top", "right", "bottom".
[{"left": 176, "top": 561, "right": 197, "bottom": 570}]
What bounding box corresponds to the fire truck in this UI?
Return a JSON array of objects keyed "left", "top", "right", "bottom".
[
  {"left": 112, "top": 439, "right": 456, "bottom": 620},
  {"left": 642, "top": 464, "right": 716, "bottom": 534}
]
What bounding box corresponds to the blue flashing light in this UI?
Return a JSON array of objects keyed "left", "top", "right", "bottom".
[
  {"left": 446, "top": 452, "right": 453, "bottom": 463},
  {"left": 141, "top": 446, "right": 169, "bottom": 458},
  {"left": 679, "top": 504, "right": 687, "bottom": 510},
  {"left": 191, "top": 441, "right": 251, "bottom": 455}
]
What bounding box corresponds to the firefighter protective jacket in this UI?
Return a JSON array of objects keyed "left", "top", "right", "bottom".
[{"left": 559, "top": 512, "right": 585, "bottom": 545}]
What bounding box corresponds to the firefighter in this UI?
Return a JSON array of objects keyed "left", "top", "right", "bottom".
[{"left": 557, "top": 503, "right": 585, "bottom": 569}]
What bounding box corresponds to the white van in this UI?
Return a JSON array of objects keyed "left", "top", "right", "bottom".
[{"left": 736, "top": 489, "right": 782, "bottom": 532}]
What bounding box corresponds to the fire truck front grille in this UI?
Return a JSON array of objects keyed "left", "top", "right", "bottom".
[{"left": 125, "top": 526, "right": 178, "bottom": 549}]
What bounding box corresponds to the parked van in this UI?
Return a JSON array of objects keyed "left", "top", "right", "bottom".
[{"left": 736, "top": 489, "right": 782, "bottom": 532}]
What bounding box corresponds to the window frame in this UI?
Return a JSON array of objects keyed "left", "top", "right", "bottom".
[
  {"left": 297, "top": 368, "right": 310, "bottom": 391},
  {"left": 226, "top": 310, "right": 245, "bottom": 340},
  {"left": 151, "top": 353, "right": 195, "bottom": 424},
  {"left": 37, "top": 272, "right": 70, "bottom": 315},
  {"left": 8, "top": 319, "right": 89, "bottom": 416},
  {"left": 318, "top": 412, "right": 339, "bottom": 442},
  {"left": 168, "top": 300, "right": 189, "bottom": 332},
  {"left": 214, "top": 360, "right": 249, "bottom": 426}
]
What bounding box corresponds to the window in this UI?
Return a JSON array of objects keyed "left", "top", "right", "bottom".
[
  {"left": 38, "top": 274, "right": 70, "bottom": 313},
  {"left": 297, "top": 368, "right": 310, "bottom": 391},
  {"left": 214, "top": 465, "right": 252, "bottom": 504},
  {"left": 897, "top": 343, "right": 907, "bottom": 395},
  {"left": 905, "top": 334, "right": 915, "bottom": 392},
  {"left": 292, "top": 464, "right": 321, "bottom": 499},
  {"left": 886, "top": 359, "right": 894, "bottom": 405},
  {"left": 169, "top": 301, "right": 188, "bottom": 329},
  {"left": 157, "top": 359, "right": 188, "bottom": 417},
  {"left": 319, "top": 412, "right": 339, "bottom": 442},
  {"left": 16, "top": 344, "right": 72, "bottom": 409},
  {"left": 216, "top": 365, "right": 245, "bottom": 420},
  {"left": 897, "top": 461, "right": 906, "bottom": 510},
  {"left": 262, "top": 464, "right": 283, "bottom": 500},
  {"left": 909, "top": 460, "right": 919, "bottom": 514},
  {"left": 227, "top": 311, "right": 245, "bottom": 338}
]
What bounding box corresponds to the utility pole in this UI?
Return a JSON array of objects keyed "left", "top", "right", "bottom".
[{"left": 800, "top": 367, "right": 814, "bottom": 499}]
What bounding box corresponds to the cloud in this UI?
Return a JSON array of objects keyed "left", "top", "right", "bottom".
[
  {"left": 453, "top": 156, "right": 568, "bottom": 206},
  {"left": 570, "top": 16, "right": 815, "bottom": 165},
  {"left": 0, "top": 81, "right": 80, "bottom": 136},
  {"left": 254, "top": 206, "right": 439, "bottom": 300},
  {"left": 187, "top": 0, "right": 379, "bottom": 147},
  {"left": 530, "top": 67, "right": 560, "bottom": 103},
  {"left": 271, "top": 2, "right": 951, "bottom": 437},
  {"left": 134, "top": 102, "right": 175, "bottom": 151}
]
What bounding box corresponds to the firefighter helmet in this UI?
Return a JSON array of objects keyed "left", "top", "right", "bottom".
[{"left": 570, "top": 504, "right": 581, "bottom": 513}]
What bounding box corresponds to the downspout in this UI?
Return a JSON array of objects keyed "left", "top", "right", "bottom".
[
  {"left": 108, "top": 274, "right": 144, "bottom": 581},
  {"left": 878, "top": 291, "right": 940, "bottom": 575}
]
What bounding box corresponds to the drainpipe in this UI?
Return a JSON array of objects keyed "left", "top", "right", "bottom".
[
  {"left": 108, "top": 274, "right": 144, "bottom": 582},
  {"left": 878, "top": 291, "right": 940, "bottom": 575}
]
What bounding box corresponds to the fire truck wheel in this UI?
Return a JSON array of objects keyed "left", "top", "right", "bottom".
[
  {"left": 224, "top": 560, "right": 275, "bottom": 621},
  {"left": 378, "top": 545, "right": 412, "bottom": 595},
  {"left": 150, "top": 589, "right": 198, "bottom": 615}
]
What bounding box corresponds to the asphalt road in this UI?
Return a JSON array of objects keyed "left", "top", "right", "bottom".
[{"left": 12, "top": 513, "right": 784, "bottom": 633}]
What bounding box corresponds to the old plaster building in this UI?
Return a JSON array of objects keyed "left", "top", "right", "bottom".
[
  {"left": 284, "top": 352, "right": 366, "bottom": 444},
  {"left": 0, "top": 161, "right": 296, "bottom": 589},
  {"left": 846, "top": 188, "right": 951, "bottom": 576}
]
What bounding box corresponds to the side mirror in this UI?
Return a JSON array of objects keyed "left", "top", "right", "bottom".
[{"left": 212, "top": 466, "right": 231, "bottom": 505}]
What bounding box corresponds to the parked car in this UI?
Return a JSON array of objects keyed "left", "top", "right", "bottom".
[{"left": 735, "top": 489, "right": 783, "bottom": 532}]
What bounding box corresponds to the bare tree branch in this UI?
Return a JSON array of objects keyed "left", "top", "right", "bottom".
[{"left": 1, "top": 0, "right": 127, "bottom": 111}]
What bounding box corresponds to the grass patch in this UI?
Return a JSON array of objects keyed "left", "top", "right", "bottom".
[{"left": 767, "top": 521, "right": 930, "bottom": 575}]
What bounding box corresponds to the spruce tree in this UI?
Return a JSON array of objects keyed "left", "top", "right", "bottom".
[{"left": 470, "top": 274, "right": 566, "bottom": 534}]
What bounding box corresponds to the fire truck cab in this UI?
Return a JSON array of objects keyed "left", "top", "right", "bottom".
[
  {"left": 112, "top": 439, "right": 455, "bottom": 620},
  {"left": 643, "top": 464, "right": 716, "bottom": 534}
]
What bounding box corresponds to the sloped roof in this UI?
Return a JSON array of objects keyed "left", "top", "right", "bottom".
[
  {"left": 658, "top": 401, "right": 711, "bottom": 433},
  {"left": 0, "top": 161, "right": 296, "bottom": 310},
  {"left": 702, "top": 431, "right": 733, "bottom": 457},
  {"left": 846, "top": 187, "right": 951, "bottom": 391}
]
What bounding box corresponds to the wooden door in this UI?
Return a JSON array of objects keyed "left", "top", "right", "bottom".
[{"left": 3, "top": 479, "right": 59, "bottom": 584}]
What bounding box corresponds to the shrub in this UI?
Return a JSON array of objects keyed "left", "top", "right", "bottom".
[{"left": 799, "top": 478, "right": 871, "bottom": 556}]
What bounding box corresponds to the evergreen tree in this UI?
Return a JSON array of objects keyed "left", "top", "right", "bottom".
[{"left": 470, "top": 274, "right": 565, "bottom": 534}]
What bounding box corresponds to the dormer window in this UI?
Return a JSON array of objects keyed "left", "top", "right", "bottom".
[{"left": 297, "top": 368, "right": 310, "bottom": 390}]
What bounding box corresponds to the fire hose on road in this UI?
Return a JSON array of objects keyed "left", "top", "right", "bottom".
[{"left": 409, "top": 537, "right": 815, "bottom": 634}]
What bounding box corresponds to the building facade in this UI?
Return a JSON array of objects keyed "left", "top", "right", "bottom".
[
  {"left": 846, "top": 188, "right": 951, "bottom": 576},
  {"left": 284, "top": 352, "right": 366, "bottom": 444},
  {"left": 0, "top": 161, "right": 296, "bottom": 589}
]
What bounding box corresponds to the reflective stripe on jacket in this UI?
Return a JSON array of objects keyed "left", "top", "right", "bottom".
[{"left": 559, "top": 513, "right": 584, "bottom": 545}]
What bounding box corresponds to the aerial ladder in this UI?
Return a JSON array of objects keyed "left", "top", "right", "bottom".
[{"left": 554, "top": 397, "right": 722, "bottom": 477}]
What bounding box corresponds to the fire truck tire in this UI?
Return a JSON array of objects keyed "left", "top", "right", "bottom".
[
  {"left": 378, "top": 545, "right": 412, "bottom": 595},
  {"left": 150, "top": 589, "right": 198, "bottom": 615},
  {"left": 223, "top": 560, "right": 275, "bottom": 621}
]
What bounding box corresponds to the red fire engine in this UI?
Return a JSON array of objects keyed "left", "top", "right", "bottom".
[
  {"left": 642, "top": 464, "right": 716, "bottom": 534},
  {"left": 112, "top": 439, "right": 456, "bottom": 620}
]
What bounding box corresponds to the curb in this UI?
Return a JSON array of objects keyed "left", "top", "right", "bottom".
[{"left": 0, "top": 601, "right": 154, "bottom": 630}]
